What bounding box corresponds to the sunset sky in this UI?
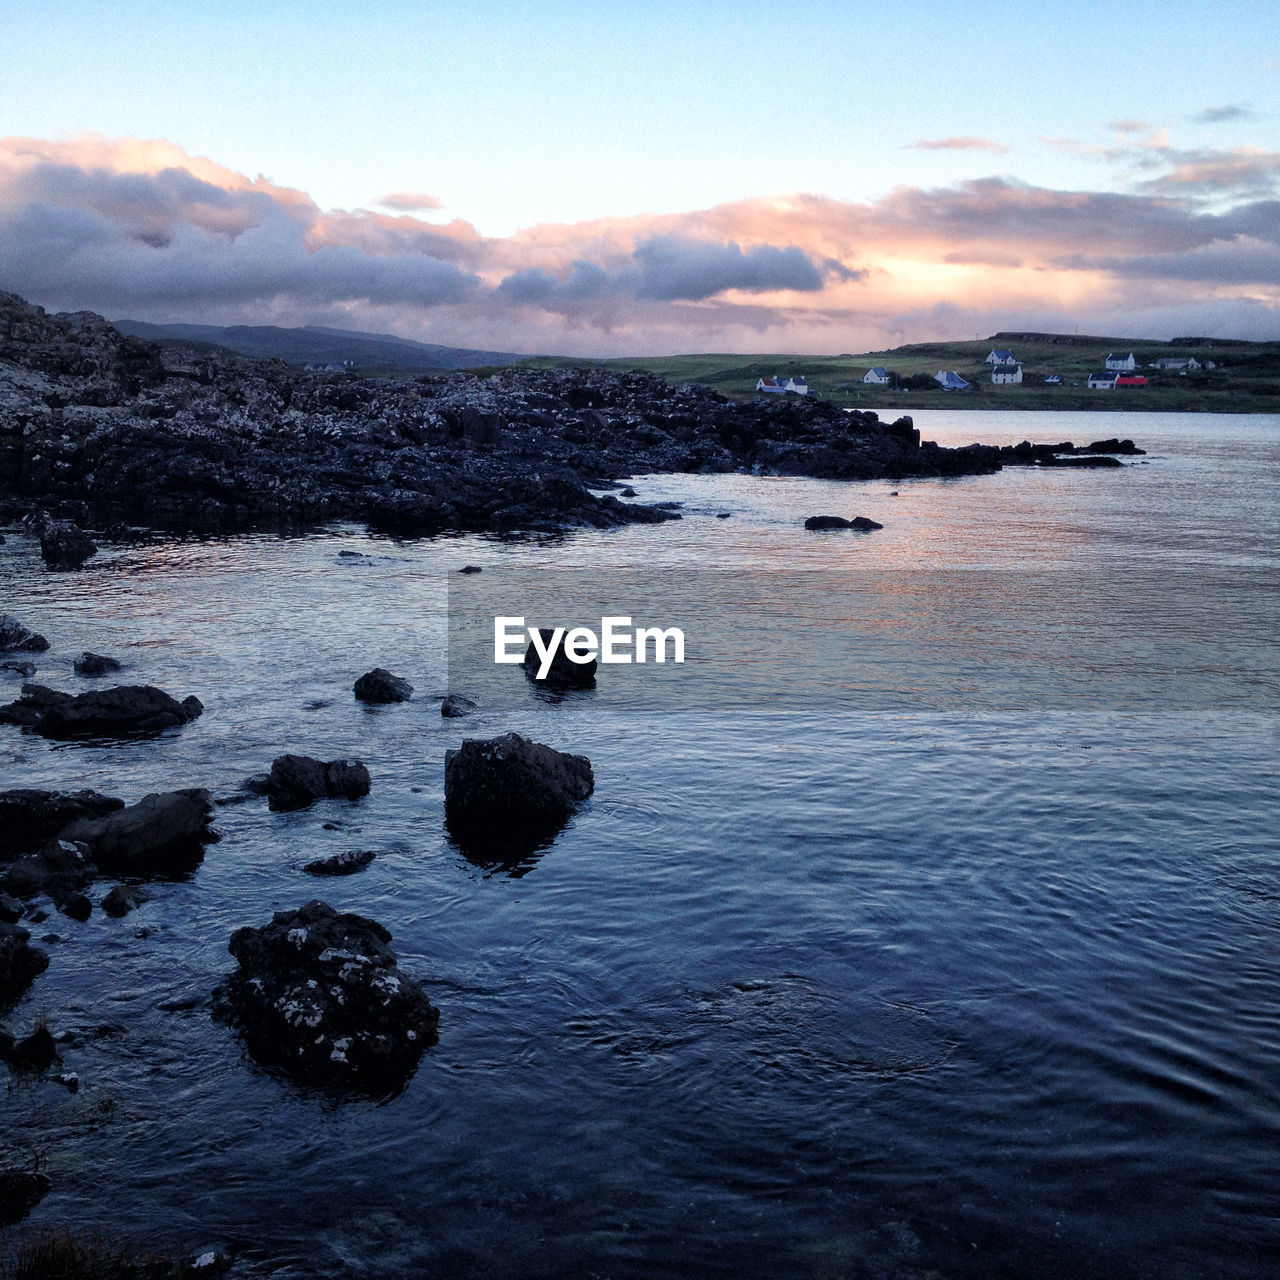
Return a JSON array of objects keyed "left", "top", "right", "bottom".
[{"left": 1, "top": 0, "right": 1277, "bottom": 354}]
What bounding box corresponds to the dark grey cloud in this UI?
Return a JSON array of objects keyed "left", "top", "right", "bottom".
[
  {"left": 494, "top": 237, "right": 829, "bottom": 309},
  {"left": 632, "top": 236, "right": 823, "bottom": 300},
  {"left": 1194, "top": 105, "right": 1256, "bottom": 124},
  {"left": 0, "top": 193, "right": 479, "bottom": 314}
]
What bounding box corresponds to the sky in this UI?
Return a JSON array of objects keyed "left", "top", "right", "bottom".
[{"left": 1, "top": 0, "right": 1277, "bottom": 355}]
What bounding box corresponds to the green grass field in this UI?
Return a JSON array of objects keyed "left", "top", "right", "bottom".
[{"left": 517, "top": 334, "right": 1280, "bottom": 412}]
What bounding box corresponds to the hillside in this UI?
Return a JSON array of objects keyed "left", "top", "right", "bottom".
[
  {"left": 113, "top": 318, "right": 524, "bottom": 373},
  {"left": 520, "top": 333, "right": 1280, "bottom": 412}
]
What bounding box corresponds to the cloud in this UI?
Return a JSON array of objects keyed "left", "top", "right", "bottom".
[
  {"left": 1109, "top": 119, "right": 1151, "bottom": 135},
  {"left": 909, "top": 137, "right": 1010, "bottom": 155},
  {"left": 1137, "top": 146, "right": 1280, "bottom": 196},
  {"left": 1, "top": 132, "right": 1277, "bottom": 355},
  {"left": 909, "top": 137, "right": 1010, "bottom": 154},
  {"left": 1194, "top": 105, "right": 1256, "bottom": 124},
  {"left": 377, "top": 191, "right": 444, "bottom": 211}
]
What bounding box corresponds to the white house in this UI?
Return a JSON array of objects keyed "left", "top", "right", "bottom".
[
  {"left": 784, "top": 376, "right": 809, "bottom": 396},
  {"left": 756, "top": 377, "right": 785, "bottom": 394},
  {"left": 985, "top": 348, "right": 1018, "bottom": 366},
  {"left": 1153, "top": 357, "right": 1201, "bottom": 371},
  {"left": 861, "top": 367, "right": 891, "bottom": 385},
  {"left": 991, "top": 364, "right": 1023, "bottom": 384},
  {"left": 1104, "top": 352, "right": 1136, "bottom": 372},
  {"left": 1088, "top": 371, "right": 1118, "bottom": 389},
  {"left": 935, "top": 370, "right": 970, "bottom": 391},
  {"left": 1043, "top": 374, "right": 1062, "bottom": 384}
]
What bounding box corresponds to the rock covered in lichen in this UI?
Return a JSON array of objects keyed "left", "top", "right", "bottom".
[{"left": 211, "top": 900, "right": 438, "bottom": 1092}]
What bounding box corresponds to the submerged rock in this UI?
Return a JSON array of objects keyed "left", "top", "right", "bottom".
[
  {"left": 445, "top": 732, "right": 593, "bottom": 851},
  {"left": 1, "top": 660, "right": 36, "bottom": 678},
  {"left": 211, "top": 899, "right": 439, "bottom": 1091},
  {"left": 40, "top": 520, "right": 97, "bottom": 569},
  {"left": 74, "top": 651, "right": 123, "bottom": 676},
  {"left": 440, "top": 693, "right": 476, "bottom": 718},
  {"left": 0, "top": 616, "right": 49, "bottom": 654},
  {"left": 253, "top": 754, "right": 372, "bottom": 811},
  {"left": 0, "top": 683, "right": 203, "bottom": 738},
  {"left": 61, "top": 789, "right": 215, "bottom": 876},
  {"left": 0, "top": 787, "right": 124, "bottom": 857},
  {"left": 353, "top": 668, "right": 413, "bottom": 704},
  {"left": 803, "top": 514, "right": 883, "bottom": 531}
]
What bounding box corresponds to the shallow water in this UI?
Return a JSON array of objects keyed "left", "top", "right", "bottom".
[{"left": 1, "top": 410, "right": 1278, "bottom": 1278}]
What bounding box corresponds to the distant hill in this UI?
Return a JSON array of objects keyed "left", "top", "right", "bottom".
[{"left": 112, "top": 319, "right": 524, "bottom": 372}]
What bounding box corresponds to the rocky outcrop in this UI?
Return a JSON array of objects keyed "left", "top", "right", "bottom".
[
  {"left": 353, "top": 668, "right": 413, "bottom": 703},
  {"left": 0, "top": 616, "right": 48, "bottom": 653},
  {"left": 440, "top": 694, "right": 476, "bottom": 718},
  {"left": 0, "top": 291, "right": 1035, "bottom": 539},
  {"left": 249, "top": 754, "right": 372, "bottom": 811},
  {"left": 0, "top": 787, "right": 124, "bottom": 857},
  {"left": 0, "top": 683, "right": 203, "bottom": 737},
  {"left": 39, "top": 520, "right": 97, "bottom": 569},
  {"left": 445, "top": 732, "right": 593, "bottom": 851},
  {"left": 61, "top": 789, "right": 216, "bottom": 876},
  {"left": 211, "top": 899, "right": 439, "bottom": 1091}
]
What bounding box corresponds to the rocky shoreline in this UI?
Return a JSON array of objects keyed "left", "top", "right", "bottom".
[{"left": 1, "top": 292, "right": 1139, "bottom": 545}]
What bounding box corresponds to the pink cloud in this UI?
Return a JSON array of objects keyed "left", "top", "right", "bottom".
[
  {"left": 908, "top": 137, "right": 1010, "bottom": 154},
  {"left": 1, "top": 133, "right": 1277, "bottom": 355}
]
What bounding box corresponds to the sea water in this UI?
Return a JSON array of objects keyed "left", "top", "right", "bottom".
[{"left": 0, "top": 410, "right": 1277, "bottom": 1278}]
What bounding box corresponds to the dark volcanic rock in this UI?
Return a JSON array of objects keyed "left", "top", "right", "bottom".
[
  {"left": 850, "top": 516, "right": 884, "bottom": 530},
  {"left": 0, "top": 933, "right": 49, "bottom": 1008},
  {"left": 211, "top": 899, "right": 439, "bottom": 1091},
  {"left": 0, "top": 839, "right": 95, "bottom": 902},
  {"left": 0, "top": 1169, "right": 52, "bottom": 1227},
  {"left": 440, "top": 694, "right": 476, "bottom": 718},
  {"left": 0, "top": 787, "right": 124, "bottom": 857},
  {"left": 445, "top": 732, "right": 593, "bottom": 850},
  {"left": 0, "top": 616, "right": 49, "bottom": 653},
  {"left": 522, "top": 627, "right": 597, "bottom": 690},
  {"left": 1, "top": 661, "right": 36, "bottom": 678},
  {"left": 258, "top": 754, "right": 372, "bottom": 811},
  {"left": 1084, "top": 438, "right": 1146, "bottom": 455},
  {"left": 0, "top": 1022, "right": 59, "bottom": 1073},
  {"left": 0, "top": 291, "right": 1033, "bottom": 540},
  {"left": 74, "top": 651, "right": 123, "bottom": 676},
  {"left": 101, "top": 883, "right": 149, "bottom": 917},
  {"left": 303, "top": 849, "right": 376, "bottom": 876},
  {"left": 61, "top": 789, "right": 215, "bottom": 876},
  {"left": 0, "top": 683, "right": 203, "bottom": 738},
  {"left": 1038, "top": 454, "right": 1123, "bottom": 468},
  {"left": 40, "top": 520, "right": 97, "bottom": 569},
  {"left": 804, "top": 515, "right": 851, "bottom": 529},
  {"left": 353, "top": 668, "right": 413, "bottom": 703}
]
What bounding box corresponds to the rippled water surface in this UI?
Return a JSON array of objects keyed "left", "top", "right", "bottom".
[{"left": 1, "top": 411, "right": 1278, "bottom": 1278}]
